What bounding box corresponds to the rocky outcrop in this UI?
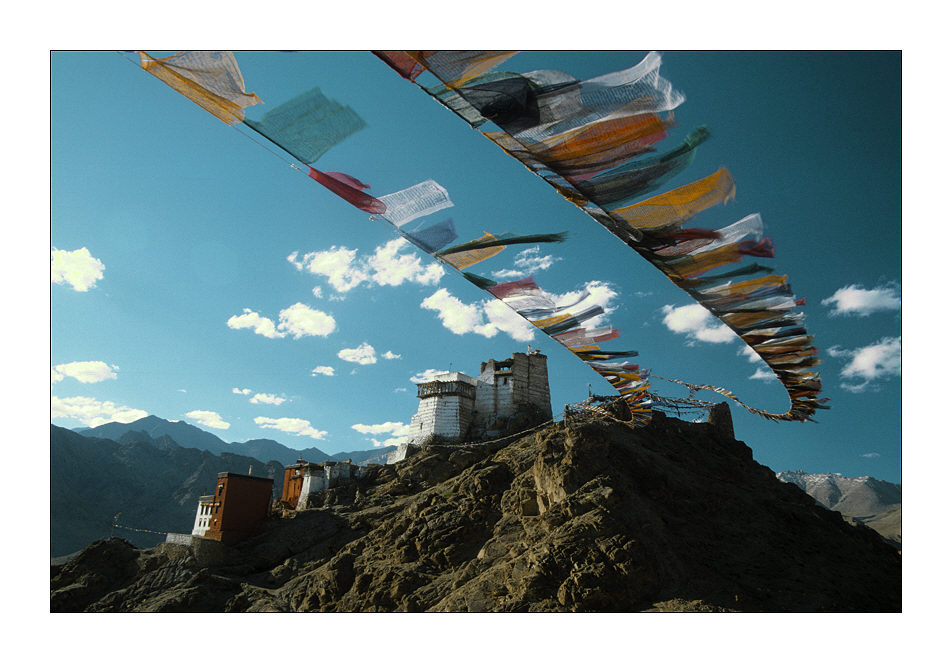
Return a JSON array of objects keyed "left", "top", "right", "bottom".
[{"left": 52, "top": 412, "right": 901, "bottom": 612}]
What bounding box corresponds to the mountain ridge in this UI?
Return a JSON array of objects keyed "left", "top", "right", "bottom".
[
  {"left": 776, "top": 470, "right": 901, "bottom": 548},
  {"left": 77, "top": 415, "right": 395, "bottom": 466},
  {"left": 50, "top": 425, "right": 286, "bottom": 556},
  {"left": 51, "top": 408, "right": 901, "bottom": 612}
]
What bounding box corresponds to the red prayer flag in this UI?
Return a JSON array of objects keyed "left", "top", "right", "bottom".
[{"left": 308, "top": 167, "right": 387, "bottom": 214}]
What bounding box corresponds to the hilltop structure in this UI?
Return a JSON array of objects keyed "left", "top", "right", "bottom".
[
  {"left": 279, "top": 458, "right": 362, "bottom": 510},
  {"left": 187, "top": 471, "right": 273, "bottom": 545},
  {"left": 391, "top": 350, "right": 551, "bottom": 462}
]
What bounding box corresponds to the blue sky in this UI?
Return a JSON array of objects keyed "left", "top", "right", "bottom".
[{"left": 50, "top": 51, "right": 901, "bottom": 482}]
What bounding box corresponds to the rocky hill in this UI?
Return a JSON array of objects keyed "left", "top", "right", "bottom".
[
  {"left": 777, "top": 470, "right": 901, "bottom": 548},
  {"left": 51, "top": 406, "right": 900, "bottom": 612}
]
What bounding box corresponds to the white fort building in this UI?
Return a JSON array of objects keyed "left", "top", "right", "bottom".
[{"left": 390, "top": 350, "right": 551, "bottom": 462}]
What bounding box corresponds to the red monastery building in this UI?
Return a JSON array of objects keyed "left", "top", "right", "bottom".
[{"left": 191, "top": 472, "right": 273, "bottom": 545}]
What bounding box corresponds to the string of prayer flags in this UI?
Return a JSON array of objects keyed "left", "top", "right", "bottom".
[
  {"left": 135, "top": 51, "right": 387, "bottom": 215},
  {"left": 655, "top": 375, "right": 828, "bottom": 423},
  {"left": 378, "top": 49, "right": 826, "bottom": 423},
  {"left": 133, "top": 51, "right": 660, "bottom": 422},
  {"left": 137, "top": 51, "right": 262, "bottom": 125}
]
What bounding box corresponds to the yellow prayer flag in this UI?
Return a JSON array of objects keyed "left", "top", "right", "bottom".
[
  {"left": 611, "top": 168, "right": 736, "bottom": 230},
  {"left": 137, "top": 51, "right": 262, "bottom": 125},
  {"left": 441, "top": 232, "right": 506, "bottom": 270}
]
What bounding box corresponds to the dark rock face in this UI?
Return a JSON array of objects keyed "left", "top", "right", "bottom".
[
  {"left": 776, "top": 470, "right": 901, "bottom": 548},
  {"left": 51, "top": 414, "right": 901, "bottom": 612}
]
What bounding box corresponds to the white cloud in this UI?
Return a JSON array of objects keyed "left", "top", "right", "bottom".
[
  {"left": 828, "top": 336, "right": 901, "bottom": 392},
  {"left": 250, "top": 393, "right": 286, "bottom": 405},
  {"left": 861, "top": 452, "right": 881, "bottom": 459},
  {"left": 410, "top": 369, "right": 447, "bottom": 384},
  {"left": 371, "top": 436, "right": 407, "bottom": 447},
  {"left": 351, "top": 421, "right": 409, "bottom": 436},
  {"left": 551, "top": 280, "right": 619, "bottom": 328},
  {"left": 338, "top": 342, "right": 377, "bottom": 365},
  {"left": 232, "top": 387, "right": 252, "bottom": 395},
  {"left": 661, "top": 303, "right": 735, "bottom": 344},
  {"left": 51, "top": 396, "right": 148, "bottom": 428},
  {"left": 254, "top": 416, "right": 327, "bottom": 440},
  {"left": 312, "top": 286, "right": 323, "bottom": 299},
  {"left": 352, "top": 421, "right": 411, "bottom": 448},
  {"left": 739, "top": 345, "right": 761, "bottom": 363},
  {"left": 491, "top": 247, "right": 560, "bottom": 279},
  {"left": 421, "top": 288, "right": 495, "bottom": 337},
  {"left": 186, "top": 410, "right": 231, "bottom": 430},
  {"left": 227, "top": 303, "right": 336, "bottom": 339},
  {"left": 277, "top": 302, "right": 336, "bottom": 338},
  {"left": 51, "top": 247, "right": 105, "bottom": 292},
  {"left": 292, "top": 239, "right": 444, "bottom": 295},
  {"left": 421, "top": 288, "right": 535, "bottom": 341},
  {"left": 382, "top": 350, "right": 401, "bottom": 360},
  {"left": 420, "top": 281, "right": 619, "bottom": 343},
  {"left": 394, "top": 387, "right": 408, "bottom": 393},
  {"left": 483, "top": 299, "right": 537, "bottom": 341},
  {"left": 369, "top": 238, "right": 444, "bottom": 287},
  {"left": 749, "top": 367, "right": 774, "bottom": 381},
  {"left": 51, "top": 361, "right": 118, "bottom": 384},
  {"left": 311, "top": 365, "right": 335, "bottom": 376},
  {"left": 227, "top": 308, "right": 282, "bottom": 338},
  {"left": 490, "top": 269, "right": 525, "bottom": 280},
  {"left": 289, "top": 246, "right": 368, "bottom": 292},
  {"left": 822, "top": 283, "right": 901, "bottom": 317}
]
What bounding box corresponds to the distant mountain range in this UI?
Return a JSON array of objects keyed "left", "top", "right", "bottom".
[
  {"left": 51, "top": 416, "right": 395, "bottom": 557},
  {"left": 776, "top": 470, "right": 901, "bottom": 548},
  {"left": 51, "top": 424, "right": 286, "bottom": 556},
  {"left": 76, "top": 415, "right": 395, "bottom": 466}
]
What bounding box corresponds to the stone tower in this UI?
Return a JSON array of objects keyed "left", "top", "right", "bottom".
[
  {"left": 395, "top": 351, "right": 551, "bottom": 464},
  {"left": 470, "top": 350, "right": 551, "bottom": 438},
  {"left": 405, "top": 371, "right": 478, "bottom": 446}
]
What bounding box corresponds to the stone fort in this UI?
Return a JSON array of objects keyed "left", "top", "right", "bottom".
[{"left": 390, "top": 350, "right": 551, "bottom": 463}]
